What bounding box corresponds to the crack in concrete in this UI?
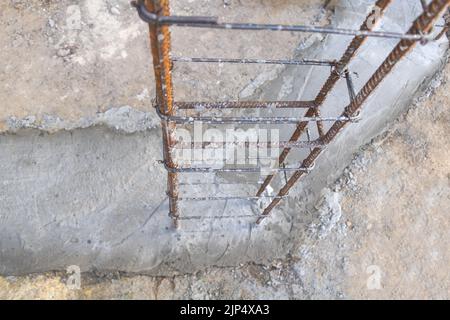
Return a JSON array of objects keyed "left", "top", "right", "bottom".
[{"left": 111, "top": 197, "right": 167, "bottom": 248}]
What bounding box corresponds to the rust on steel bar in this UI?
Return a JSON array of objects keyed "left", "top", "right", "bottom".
[
  {"left": 256, "top": 0, "right": 393, "bottom": 197},
  {"left": 145, "top": 0, "right": 180, "bottom": 229},
  {"left": 434, "top": 8, "right": 450, "bottom": 40},
  {"left": 256, "top": 0, "right": 450, "bottom": 224},
  {"left": 314, "top": 108, "right": 326, "bottom": 138},
  {"left": 175, "top": 101, "right": 317, "bottom": 110}
]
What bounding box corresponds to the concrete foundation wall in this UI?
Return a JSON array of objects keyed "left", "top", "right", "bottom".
[{"left": 0, "top": 0, "right": 448, "bottom": 275}]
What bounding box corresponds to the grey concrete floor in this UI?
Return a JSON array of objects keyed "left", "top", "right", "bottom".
[{"left": 0, "top": 0, "right": 448, "bottom": 280}]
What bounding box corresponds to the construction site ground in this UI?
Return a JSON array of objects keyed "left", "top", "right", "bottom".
[{"left": 0, "top": 0, "right": 449, "bottom": 299}]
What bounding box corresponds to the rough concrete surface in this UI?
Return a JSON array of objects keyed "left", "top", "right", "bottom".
[
  {"left": 0, "top": 0, "right": 326, "bottom": 126},
  {"left": 0, "top": 0, "right": 330, "bottom": 275},
  {"left": 1, "top": 60, "right": 449, "bottom": 298},
  {"left": 0, "top": 0, "right": 449, "bottom": 298}
]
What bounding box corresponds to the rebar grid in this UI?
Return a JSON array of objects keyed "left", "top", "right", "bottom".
[
  {"left": 135, "top": 0, "right": 450, "bottom": 228},
  {"left": 255, "top": 0, "right": 450, "bottom": 224},
  {"left": 144, "top": 0, "right": 181, "bottom": 228},
  {"left": 255, "top": 0, "right": 394, "bottom": 198}
]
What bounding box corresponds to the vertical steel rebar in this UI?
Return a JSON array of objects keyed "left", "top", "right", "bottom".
[
  {"left": 256, "top": 0, "right": 450, "bottom": 224},
  {"left": 145, "top": 0, "right": 180, "bottom": 228},
  {"left": 256, "top": 0, "right": 394, "bottom": 197},
  {"left": 137, "top": 0, "right": 450, "bottom": 226}
]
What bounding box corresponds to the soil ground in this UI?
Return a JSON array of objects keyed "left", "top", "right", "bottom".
[{"left": 0, "top": 0, "right": 328, "bottom": 128}]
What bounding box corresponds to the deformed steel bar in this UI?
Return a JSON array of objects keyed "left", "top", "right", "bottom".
[
  {"left": 132, "top": 0, "right": 432, "bottom": 41},
  {"left": 146, "top": 0, "right": 180, "bottom": 228},
  {"left": 320, "top": 0, "right": 450, "bottom": 149},
  {"left": 435, "top": 24, "right": 449, "bottom": 39},
  {"left": 256, "top": 0, "right": 394, "bottom": 197},
  {"left": 172, "top": 57, "right": 338, "bottom": 67},
  {"left": 175, "top": 101, "right": 317, "bottom": 110},
  {"left": 434, "top": 8, "right": 450, "bottom": 39},
  {"left": 256, "top": 0, "right": 450, "bottom": 224}
]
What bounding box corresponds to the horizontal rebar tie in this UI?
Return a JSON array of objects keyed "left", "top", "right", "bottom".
[
  {"left": 156, "top": 107, "right": 358, "bottom": 124},
  {"left": 178, "top": 195, "right": 288, "bottom": 201},
  {"left": 175, "top": 101, "right": 317, "bottom": 110},
  {"left": 132, "top": 0, "right": 432, "bottom": 41},
  {"left": 173, "top": 140, "right": 325, "bottom": 149},
  {"left": 163, "top": 164, "right": 314, "bottom": 174},
  {"left": 136, "top": 0, "right": 450, "bottom": 227},
  {"left": 172, "top": 57, "right": 338, "bottom": 67},
  {"left": 177, "top": 214, "right": 268, "bottom": 220}
]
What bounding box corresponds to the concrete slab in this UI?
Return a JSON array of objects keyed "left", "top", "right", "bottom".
[{"left": 0, "top": 0, "right": 448, "bottom": 275}]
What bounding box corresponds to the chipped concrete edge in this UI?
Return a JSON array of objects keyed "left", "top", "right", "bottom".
[{"left": 0, "top": 106, "right": 160, "bottom": 134}]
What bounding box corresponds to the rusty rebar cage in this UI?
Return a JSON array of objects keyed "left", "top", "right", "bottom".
[{"left": 132, "top": 0, "right": 450, "bottom": 229}]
